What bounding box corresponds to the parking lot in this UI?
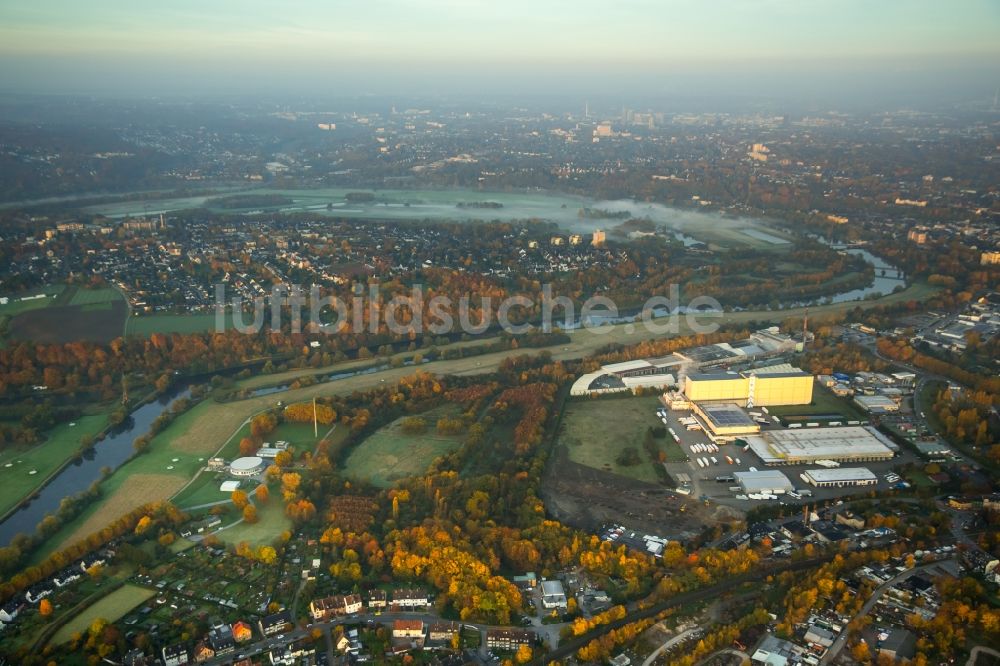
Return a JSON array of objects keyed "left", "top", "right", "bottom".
[{"left": 658, "top": 405, "right": 921, "bottom": 508}]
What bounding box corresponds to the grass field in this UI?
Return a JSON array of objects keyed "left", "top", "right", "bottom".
[
  {"left": 52, "top": 584, "right": 155, "bottom": 644},
  {"left": 9, "top": 300, "right": 127, "bottom": 344},
  {"left": 126, "top": 312, "right": 235, "bottom": 337},
  {"left": 67, "top": 287, "right": 122, "bottom": 307},
  {"left": 0, "top": 413, "right": 110, "bottom": 517},
  {"left": 768, "top": 385, "right": 865, "bottom": 422},
  {"left": 343, "top": 406, "right": 464, "bottom": 488},
  {"left": 172, "top": 471, "right": 232, "bottom": 509},
  {"left": 0, "top": 285, "right": 65, "bottom": 317},
  {"left": 685, "top": 221, "right": 795, "bottom": 251},
  {"left": 56, "top": 474, "right": 188, "bottom": 553},
  {"left": 1, "top": 285, "right": 126, "bottom": 344},
  {"left": 560, "top": 395, "right": 671, "bottom": 483},
  {"left": 215, "top": 498, "right": 290, "bottom": 546}
]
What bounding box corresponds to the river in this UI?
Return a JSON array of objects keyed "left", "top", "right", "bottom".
[{"left": 0, "top": 387, "right": 191, "bottom": 545}]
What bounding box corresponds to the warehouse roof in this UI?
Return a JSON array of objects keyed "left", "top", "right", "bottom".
[
  {"left": 746, "top": 364, "right": 809, "bottom": 377},
  {"left": 733, "top": 470, "right": 794, "bottom": 489},
  {"left": 746, "top": 427, "right": 895, "bottom": 464},
  {"left": 803, "top": 468, "right": 878, "bottom": 483},
  {"left": 688, "top": 372, "right": 742, "bottom": 381},
  {"left": 603, "top": 359, "right": 654, "bottom": 374}
]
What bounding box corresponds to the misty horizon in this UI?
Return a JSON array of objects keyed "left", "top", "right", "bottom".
[{"left": 0, "top": 0, "right": 998, "bottom": 107}]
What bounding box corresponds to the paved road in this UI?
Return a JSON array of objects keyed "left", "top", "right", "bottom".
[
  {"left": 820, "top": 559, "right": 956, "bottom": 665},
  {"left": 203, "top": 611, "right": 562, "bottom": 665},
  {"left": 966, "top": 645, "right": 1000, "bottom": 666},
  {"left": 642, "top": 627, "right": 699, "bottom": 666},
  {"left": 694, "top": 647, "right": 751, "bottom": 666}
]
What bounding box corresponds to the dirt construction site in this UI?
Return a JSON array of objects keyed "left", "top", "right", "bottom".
[{"left": 541, "top": 444, "right": 743, "bottom": 544}]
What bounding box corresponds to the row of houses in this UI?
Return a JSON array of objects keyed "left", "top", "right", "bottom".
[
  {"left": 309, "top": 588, "right": 429, "bottom": 621},
  {"left": 1, "top": 550, "right": 111, "bottom": 626}
]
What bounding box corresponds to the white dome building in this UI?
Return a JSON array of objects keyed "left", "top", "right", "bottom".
[{"left": 229, "top": 456, "right": 264, "bottom": 477}]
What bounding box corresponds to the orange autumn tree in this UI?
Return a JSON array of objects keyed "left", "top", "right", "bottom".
[{"left": 284, "top": 402, "right": 337, "bottom": 425}]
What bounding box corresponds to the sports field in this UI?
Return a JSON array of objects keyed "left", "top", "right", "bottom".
[
  {"left": 343, "top": 407, "right": 464, "bottom": 487},
  {"left": 53, "top": 584, "right": 155, "bottom": 644},
  {"left": 0, "top": 413, "right": 110, "bottom": 517},
  {"left": 126, "top": 312, "right": 235, "bottom": 337},
  {"left": 68, "top": 287, "right": 122, "bottom": 307},
  {"left": 561, "top": 395, "right": 681, "bottom": 483}
]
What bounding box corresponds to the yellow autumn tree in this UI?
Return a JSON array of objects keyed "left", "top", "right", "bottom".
[{"left": 134, "top": 516, "right": 153, "bottom": 535}]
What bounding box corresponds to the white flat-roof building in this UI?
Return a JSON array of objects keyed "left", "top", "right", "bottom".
[
  {"left": 854, "top": 395, "right": 899, "bottom": 413},
  {"left": 733, "top": 470, "right": 794, "bottom": 495},
  {"left": 540, "top": 580, "right": 567, "bottom": 609},
  {"left": 219, "top": 480, "right": 242, "bottom": 492},
  {"left": 746, "top": 427, "right": 895, "bottom": 466},
  {"left": 801, "top": 468, "right": 878, "bottom": 488}
]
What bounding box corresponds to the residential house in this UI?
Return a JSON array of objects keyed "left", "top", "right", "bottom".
[
  {"left": 486, "top": 629, "right": 534, "bottom": 651},
  {"left": 269, "top": 646, "right": 295, "bottom": 666},
  {"left": 0, "top": 600, "right": 23, "bottom": 623},
  {"left": 231, "top": 620, "right": 253, "bottom": 643},
  {"left": 208, "top": 624, "right": 236, "bottom": 656},
  {"left": 122, "top": 649, "right": 150, "bottom": 666},
  {"left": 162, "top": 643, "right": 190, "bottom": 666},
  {"left": 367, "top": 589, "right": 388, "bottom": 610},
  {"left": 192, "top": 641, "right": 215, "bottom": 663},
  {"left": 259, "top": 610, "right": 292, "bottom": 637},
  {"left": 53, "top": 569, "right": 82, "bottom": 588},
  {"left": 834, "top": 512, "right": 865, "bottom": 530},
  {"left": 804, "top": 624, "right": 835, "bottom": 648},
  {"left": 310, "top": 593, "right": 365, "bottom": 621},
  {"left": 427, "top": 621, "right": 460, "bottom": 645},
  {"left": 392, "top": 619, "right": 425, "bottom": 640},
  {"left": 25, "top": 583, "right": 53, "bottom": 604},
  {"left": 344, "top": 593, "right": 363, "bottom": 614},
  {"left": 393, "top": 588, "right": 428, "bottom": 609},
  {"left": 310, "top": 596, "right": 343, "bottom": 622},
  {"left": 80, "top": 554, "right": 107, "bottom": 572}
]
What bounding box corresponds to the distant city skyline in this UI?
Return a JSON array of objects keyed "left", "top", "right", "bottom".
[{"left": 0, "top": 0, "right": 998, "bottom": 101}]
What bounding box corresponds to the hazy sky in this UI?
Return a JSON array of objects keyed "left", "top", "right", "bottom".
[{"left": 0, "top": 0, "right": 998, "bottom": 101}]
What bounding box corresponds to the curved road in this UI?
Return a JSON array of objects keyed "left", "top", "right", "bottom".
[
  {"left": 642, "top": 627, "right": 699, "bottom": 666},
  {"left": 819, "top": 558, "right": 956, "bottom": 665}
]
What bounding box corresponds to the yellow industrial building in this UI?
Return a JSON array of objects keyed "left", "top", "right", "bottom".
[{"left": 683, "top": 365, "right": 813, "bottom": 408}]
